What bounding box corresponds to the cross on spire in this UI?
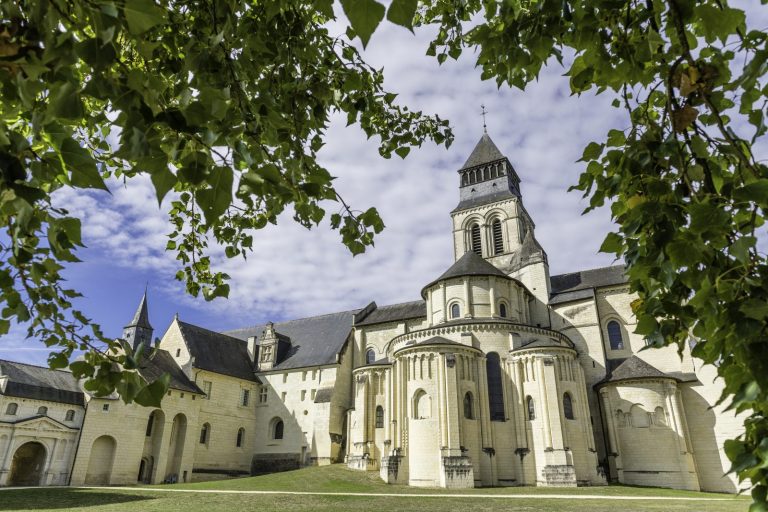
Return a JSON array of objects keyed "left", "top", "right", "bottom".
[{"left": 480, "top": 104, "right": 488, "bottom": 133}]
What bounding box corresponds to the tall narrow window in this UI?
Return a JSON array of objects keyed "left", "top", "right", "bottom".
[
  {"left": 366, "top": 349, "right": 376, "bottom": 364},
  {"left": 450, "top": 303, "right": 461, "bottom": 319},
  {"left": 146, "top": 411, "right": 155, "bottom": 437},
  {"left": 375, "top": 406, "right": 384, "bottom": 428},
  {"left": 499, "top": 302, "right": 507, "bottom": 318},
  {"left": 563, "top": 393, "right": 575, "bottom": 420},
  {"left": 200, "top": 423, "right": 210, "bottom": 445},
  {"left": 607, "top": 321, "right": 624, "bottom": 350},
  {"left": 241, "top": 389, "right": 250, "bottom": 407},
  {"left": 236, "top": 427, "right": 245, "bottom": 447},
  {"left": 463, "top": 392, "right": 474, "bottom": 419},
  {"left": 526, "top": 396, "right": 535, "bottom": 420},
  {"left": 492, "top": 219, "right": 504, "bottom": 255},
  {"left": 470, "top": 224, "right": 482, "bottom": 256},
  {"left": 273, "top": 419, "right": 284, "bottom": 440},
  {"left": 486, "top": 352, "right": 505, "bottom": 421},
  {"left": 202, "top": 381, "right": 212, "bottom": 400}
]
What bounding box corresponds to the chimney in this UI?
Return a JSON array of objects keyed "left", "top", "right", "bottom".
[{"left": 247, "top": 336, "right": 257, "bottom": 364}]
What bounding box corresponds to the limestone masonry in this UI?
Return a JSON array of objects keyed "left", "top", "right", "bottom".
[{"left": 0, "top": 133, "right": 743, "bottom": 491}]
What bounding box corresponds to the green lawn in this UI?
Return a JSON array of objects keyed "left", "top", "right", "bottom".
[{"left": 0, "top": 465, "right": 750, "bottom": 512}]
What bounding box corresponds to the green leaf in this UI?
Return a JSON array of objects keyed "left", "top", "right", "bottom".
[
  {"left": 197, "top": 166, "right": 234, "bottom": 226},
  {"left": 694, "top": 5, "right": 746, "bottom": 43},
  {"left": 599, "top": 232, "right": 623, "bottom": 254},
  {"left": 124, "top": 0, "right": 167, "bottom": 35},
  {"left": 387, "top": 0, "right": 418, "bottom": 31},
  {"left": 150, "top": 166, "right": 177, "bottom": 206},
  {"left": 60, "top": 138, "right": 108, "bottom": 190},
  {"left": 47, "top": 82, "right": 84, "bottom": 120},
  {"left": 341, "top": 0, "right": 385, "bottom": 47}
]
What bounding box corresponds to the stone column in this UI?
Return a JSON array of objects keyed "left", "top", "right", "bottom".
[
  {"left": 510, "top": 358, "right": 528, "bottom": 485},
  {"left": 463, "top": 278, "right": 471, "bottom": 318},
  {"left": 536, "top": 358, "right": 552, "bottom": 448},
  {"left": 599, "top": 387, "right": 622, "bottom": 482},
  {"left": 489, "top": 277, "right": 497, "bottom": 317},
  {"left": 440, "top": 283, "right": 447, "bottom": 322},
  {"left": 476, "top": 356, "right": 491, "bottom": 447}
]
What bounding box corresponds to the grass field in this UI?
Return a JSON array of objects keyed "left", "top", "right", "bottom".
[{"left": 0, "top": 465, "right": 750, "bottom": 512}]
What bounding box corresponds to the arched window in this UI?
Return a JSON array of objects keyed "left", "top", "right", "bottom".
[
  {"left": 654, "top": 406, "right": 667, "bottom": 426},
  {"left": 375, "top": 406, "right": 384, "bottom": 428},
  {"left": 450, "top": 303, "right": 461, "bottom": 319},
  {"left": 145, "top": 411, "right": 155, "bottom": 437},
  {"left": 200, "top": 423, "right": 210, "bottom": 445},
  {"left": 366, "top": 349, "right": 376, "bottom": 364},
  {"left": 236, "top": 427, "right": 245, "bottom": 447},
  {"left": 413, "top": 389, "right": 431, "bottom": 419},
  {"left": 37, "top": 406, "right": 48, "bottom": 416},
  {"left": 5, "top": 403, "right": 17, "bottom": 415},
  {"left": 499, "top": 302, "right": 507, "bottom": 318},
  {"left": 273, "top": 419, "right": 284, "bottom": 440},
  {"left": 563, "top": 393, "right": 575, "bottom": 420},
  {"left": 526, "top": 396, "right": 535, "bottom": 420},
  {"left": 470, "top": 224, "right": 482, "bottom": 256},
  {"left": 492, "top": 219, "right": 504, "bottom": 255},
  {"left": 486, "top": 352, "right": 505, "bottom": 421},
  {"left": 463, "top": 392, "right": 474, "bottom": 419},
  {"left": 65, "top": 410, "right": 75, "bottom": 422},
  {"left": 607, "top": 320, "right": 624, "bottom": 350}
]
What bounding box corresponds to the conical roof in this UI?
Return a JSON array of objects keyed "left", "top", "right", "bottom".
[
  {"left": 126, "top": 292, "right": 152, "bottom": 329},
  {"left": 461, "top": 133, "right": 505, "bottom": 169},
  {"left": 421, "top": 251, "right": 508, "bottom": 297},
  {"left": 600, "top": 355, "right": 677, "bottom": 385}
]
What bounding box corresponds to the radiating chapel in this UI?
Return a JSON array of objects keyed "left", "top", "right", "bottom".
[{"left": 0, "top": 133, "right": 743, "bottom": 492}]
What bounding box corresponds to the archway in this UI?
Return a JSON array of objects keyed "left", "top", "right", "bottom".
[
  {"left": 164, "top": 413, "right": 187, "bottom": 482},
  {"left": 8, "top": 442, "right": 47, "bottom": 486},
  {"left": 84, "top": 435, "right": 116, "bottom": 485}
]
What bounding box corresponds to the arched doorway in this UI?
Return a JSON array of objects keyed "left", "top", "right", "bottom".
[
  {"left": 8, "top": 442, "right": 47, "bottom": 486},
  {"left": 84, "top": 435, "right": 116, "bottom": 485},
  {"left": 164, "top": 413, "right": 187, "bottom": 482}
]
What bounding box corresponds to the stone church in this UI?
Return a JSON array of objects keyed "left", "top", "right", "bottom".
[{"left": 0, "top": 133, "right": 743, "bottom": 492}]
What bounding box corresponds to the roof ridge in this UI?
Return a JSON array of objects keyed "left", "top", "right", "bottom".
[
  {"left": 177, "top": 320, "right": 247, "bottom": 343},
  {"left": 375, "top": 299, "right": 425, "bottom": 308},
  {"left": 551, "top": 263, "right": 626, "bottom": 277},
  {"left": 0, "top": 359, "right": 74, "bottom": 374},
  {"left": 226, "top": 307, "right": 361, "bottom": 333}
]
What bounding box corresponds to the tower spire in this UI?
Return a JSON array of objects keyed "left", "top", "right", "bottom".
[{"left": 123, "top": 289, "right": 153, "bottom": 351}]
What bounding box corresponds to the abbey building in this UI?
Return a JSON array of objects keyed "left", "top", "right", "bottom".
[{"left": 0, "top": 134, "right": 743, "bottom": 492}]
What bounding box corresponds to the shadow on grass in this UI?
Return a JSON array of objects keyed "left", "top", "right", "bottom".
[{"left": 0, "top": 488, "right": 155, "bottom": 510}]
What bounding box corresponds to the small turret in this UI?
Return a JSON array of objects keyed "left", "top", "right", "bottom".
[{"left": 123, "top": 290, "right": 154, "bottom": 351}]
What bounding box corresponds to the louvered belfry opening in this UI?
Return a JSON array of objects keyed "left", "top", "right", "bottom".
[
  {"left": 492, "top": 219, "right": 503, "bottom": 255},
  {"left": 471, "top": 224, "right": 482, "bottom": 256}
]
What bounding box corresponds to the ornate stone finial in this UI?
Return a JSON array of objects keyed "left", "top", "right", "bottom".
[{"left": 480, "top": 104, "right": 488, "bottom": 133}]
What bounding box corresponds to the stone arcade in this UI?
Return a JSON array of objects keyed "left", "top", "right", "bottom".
[{"left": 0, "top": 133, "right": 743, "bottom": 492}]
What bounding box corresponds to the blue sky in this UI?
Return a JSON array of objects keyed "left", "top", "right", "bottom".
[{"left": 2, "top": 2, "right": 766, "bottom": 365}]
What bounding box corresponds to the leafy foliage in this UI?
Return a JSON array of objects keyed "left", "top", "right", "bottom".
[{"left": 0, "top": 1, "right": 450, "bottom": 406}]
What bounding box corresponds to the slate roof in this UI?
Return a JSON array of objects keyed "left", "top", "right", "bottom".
[
  {"left": 138, "top": 349, "right": 204, "bottom": 394},
  {"left": 126, "top": 291, "right": 152, "bottom": 329},
  {"left": 177, "top": 321, "right": 258, "bottom": 381},
  {"left": 226, "top": 309, "right": 359, "bottom": 371},
  {"left": 453, "top": 188, "right": 518, "bottom": 212},
  {"left": 512, "top": 337, "right": 574, "bottom": 352},
  {"left": 461, "top": 133, "right": 505, "bottom": 169},
  {"left": 355, "top": 300, "right": 426, "bottom": 327},
  {"left": 597, "top": 355, "right": 677, "bottom": 387},
  {"left": 422, "top": 251, "right": 509, "bottom": 297},
  {"left": 0, "top": 360, "right": 84, "bottom": 406},
  {"left": 396, "top": 336, "right": 467, "bottom": 354},
  {"left": 549, "top": 265, "right": 628, "bottom": 304}
]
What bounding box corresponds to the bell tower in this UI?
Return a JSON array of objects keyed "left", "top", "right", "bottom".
[
  {"left": 450, "top": 132, "right": 551, "bottom": 327},
  {"left": 123, "top": 290, "right": 154, "bottom": 351}
]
